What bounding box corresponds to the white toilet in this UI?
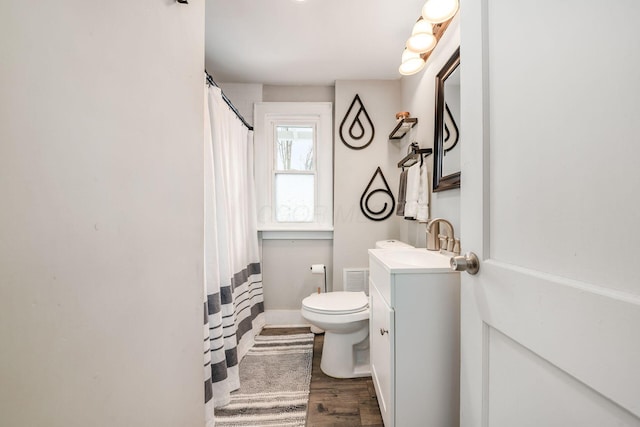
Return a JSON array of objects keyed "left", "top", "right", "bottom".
[{"left": 301, "top": 239, "right": 413, "bottom": 378}]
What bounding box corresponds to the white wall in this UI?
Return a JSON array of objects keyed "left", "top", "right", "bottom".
[
  {"left": 333, "top": 80, "right": 404, "bottom": 290},
  {"left": 263, "top": 85, "right": 335, "bottom": 103},
  {"left": 399, "top": 16, "right": 461, "bottom": 248},
  {"left": 262, "top": 238, "right": 333, "bottom": 307},
  {"left": 0, "top": 2, "right": 205, "bottom": 426}
]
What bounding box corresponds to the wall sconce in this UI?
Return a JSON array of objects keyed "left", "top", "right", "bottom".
[{"left": 398, "top": 0, "right": 459, "bottom": 76}]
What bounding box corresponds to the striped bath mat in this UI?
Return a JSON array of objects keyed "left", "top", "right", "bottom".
[{"left": 214, "top": 332, "right": 314, "bottom": 426}]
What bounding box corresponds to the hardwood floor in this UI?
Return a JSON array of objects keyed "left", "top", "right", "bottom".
[{"left": 261, "top": 327, "right": 384, "bottom": 427}]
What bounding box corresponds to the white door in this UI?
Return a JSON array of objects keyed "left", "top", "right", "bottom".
[{"left": 459, "top": 1, "right": 640, "bottom": 426}]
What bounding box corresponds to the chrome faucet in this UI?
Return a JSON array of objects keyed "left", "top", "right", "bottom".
[{"left": 426, "top": 218, "right": 460, "bottom": 255}]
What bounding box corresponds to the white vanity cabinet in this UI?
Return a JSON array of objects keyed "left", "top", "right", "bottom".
[{"left": 368, "top": 249, "right": 461, "bottom": 427}]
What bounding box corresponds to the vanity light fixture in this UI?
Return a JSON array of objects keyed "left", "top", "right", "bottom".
[
  {"left": 406, "top": 18, "right": 437, "bottom": 54},
  {"left": 398, "top": 0, "right": 458, "bottom": 76},
  {"left": 422, "top": 0, "right": 459, "bottom": 24},
  {"left": 399, "top": 49, "right": 426, "bottom": 76}
]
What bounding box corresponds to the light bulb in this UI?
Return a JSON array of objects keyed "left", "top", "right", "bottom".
[
  {"left": 406, "top": 19, "right": 436, "bottom": 53},
  {"left": 399, "top": 49, "right": 426, "bottom": 76},
  {"left": 422, "top": 0, "right": 459, "bottom": 24}
]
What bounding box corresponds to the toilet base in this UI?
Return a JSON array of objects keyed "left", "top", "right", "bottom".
[{"left": 320, "top": 327, "right": 371, "bottom": 379}]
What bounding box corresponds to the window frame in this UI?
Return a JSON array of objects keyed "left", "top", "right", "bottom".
[{"left": 254, "top": 102, "right": 333, "bottom": 233}]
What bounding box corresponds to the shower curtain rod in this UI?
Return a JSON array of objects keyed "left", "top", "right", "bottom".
[{"left": 205, "top": 70, "right": 254, "bottom": 131}]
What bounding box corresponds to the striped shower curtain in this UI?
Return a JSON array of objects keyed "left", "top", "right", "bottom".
[{"left": 203, "top": 84, "right": 265, "bottom": 427}]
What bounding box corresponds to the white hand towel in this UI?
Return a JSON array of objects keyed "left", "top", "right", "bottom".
[
  {"left": 403, "top": 163, "right": 420, "bottom": 219},
  {"left": 416, "top": 162, "right": 429, "bottom": 222}
]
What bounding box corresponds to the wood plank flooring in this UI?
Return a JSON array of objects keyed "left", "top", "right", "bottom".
[{"left": 261, "top": 327, "right": 384, "bottom": 427}]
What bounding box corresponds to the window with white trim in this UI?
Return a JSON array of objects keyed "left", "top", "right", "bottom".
[{"left": 254, "top": 102, "right": 333, "bottom": 233}]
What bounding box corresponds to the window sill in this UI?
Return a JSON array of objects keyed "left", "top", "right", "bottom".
[{"left": 258, "top": 229, "right": 334, "bottom": 240}]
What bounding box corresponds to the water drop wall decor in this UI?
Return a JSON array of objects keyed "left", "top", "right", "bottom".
[
  {"left": 360, "top": 167, "right": 396, "bottom": 221},
  {"left": 339, "top": 94, "right": 375, "bottom": 150},
  {"left": 443, "top": 103, "right": 459, "bottom": 153}
]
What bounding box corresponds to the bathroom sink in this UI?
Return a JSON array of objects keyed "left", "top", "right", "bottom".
[{"left": 368, "top": 248, "right": 454, "bottom": 273}]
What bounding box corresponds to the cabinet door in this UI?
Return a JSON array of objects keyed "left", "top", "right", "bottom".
[{"left": 370, "top": 280, "right": 394, "bottom": 427}]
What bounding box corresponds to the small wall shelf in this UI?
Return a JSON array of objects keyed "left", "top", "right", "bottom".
[{"left": 388, "top": 117, "right": 418, "bottom": 140}]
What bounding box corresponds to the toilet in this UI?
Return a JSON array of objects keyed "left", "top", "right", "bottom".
[{"left": 301, "top": 239, "right": 413, "bottom": 378}]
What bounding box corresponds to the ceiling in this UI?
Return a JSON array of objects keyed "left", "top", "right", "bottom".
[{"left": 205, "top": 0, "right": 427, "bottom": 86}]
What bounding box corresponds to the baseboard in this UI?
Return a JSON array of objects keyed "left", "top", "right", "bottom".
[{"left": 264, "top": 309, "right": 310, "bottom": 327}]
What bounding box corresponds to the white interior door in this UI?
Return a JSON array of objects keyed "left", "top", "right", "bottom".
[{"left": 459, "top": 1, "right": 640, "bottom": 426}]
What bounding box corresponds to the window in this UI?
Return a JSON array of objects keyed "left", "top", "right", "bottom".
[
  {"left": 274, "top": 125, "right": 315, "bottom": 222},
  {"left": 254, "top": 102, "right": 333, "bottom": 234}
]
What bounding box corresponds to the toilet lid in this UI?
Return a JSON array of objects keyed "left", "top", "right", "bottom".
[{"left": 303, "top": 291, "right": 368, "bottom": 314}]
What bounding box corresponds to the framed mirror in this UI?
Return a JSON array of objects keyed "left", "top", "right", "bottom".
[{"left": 433, "top": 47, "right": 461, "bottom": 192}]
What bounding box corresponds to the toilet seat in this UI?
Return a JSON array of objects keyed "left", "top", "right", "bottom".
[{"left": 302, "top": 291, "right": 368, "bottom": 315}]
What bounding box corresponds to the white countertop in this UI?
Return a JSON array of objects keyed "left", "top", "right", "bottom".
[{"left": 368, "top": 248, "right": 456, "bottom": 274}]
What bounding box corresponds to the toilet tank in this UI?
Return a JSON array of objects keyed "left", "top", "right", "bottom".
[{"left": 375, "top": 240, "right": 414, "bottom": 249}]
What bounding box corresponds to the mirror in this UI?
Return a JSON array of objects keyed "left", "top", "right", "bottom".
[{"left": 433, "top": 47, "right": 461, "bottom": 192}]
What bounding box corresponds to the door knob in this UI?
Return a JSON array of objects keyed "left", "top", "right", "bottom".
[{"left": 450, "top": 252, "right": 480, "bottom": 275}]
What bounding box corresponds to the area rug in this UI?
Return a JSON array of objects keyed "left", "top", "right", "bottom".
[{"left": 214, "top": 332, "right": 314, "bottom": 427}]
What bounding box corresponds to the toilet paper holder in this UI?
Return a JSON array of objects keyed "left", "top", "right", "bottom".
[{"left": 310, "top": 264, "right": 327, "bottom": 293}]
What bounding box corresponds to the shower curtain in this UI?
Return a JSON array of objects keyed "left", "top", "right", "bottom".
[{"left": 203, "top": 83, "right": 265, "bottom": 427}]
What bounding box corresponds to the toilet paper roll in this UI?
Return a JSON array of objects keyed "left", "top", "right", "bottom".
[{"left": 310, "top": 264, "right": 326, "bottom": 274}]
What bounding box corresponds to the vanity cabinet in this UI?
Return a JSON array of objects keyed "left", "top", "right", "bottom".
[{"left": 368, "top": 249, "right": 461, "bottom": 427}]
